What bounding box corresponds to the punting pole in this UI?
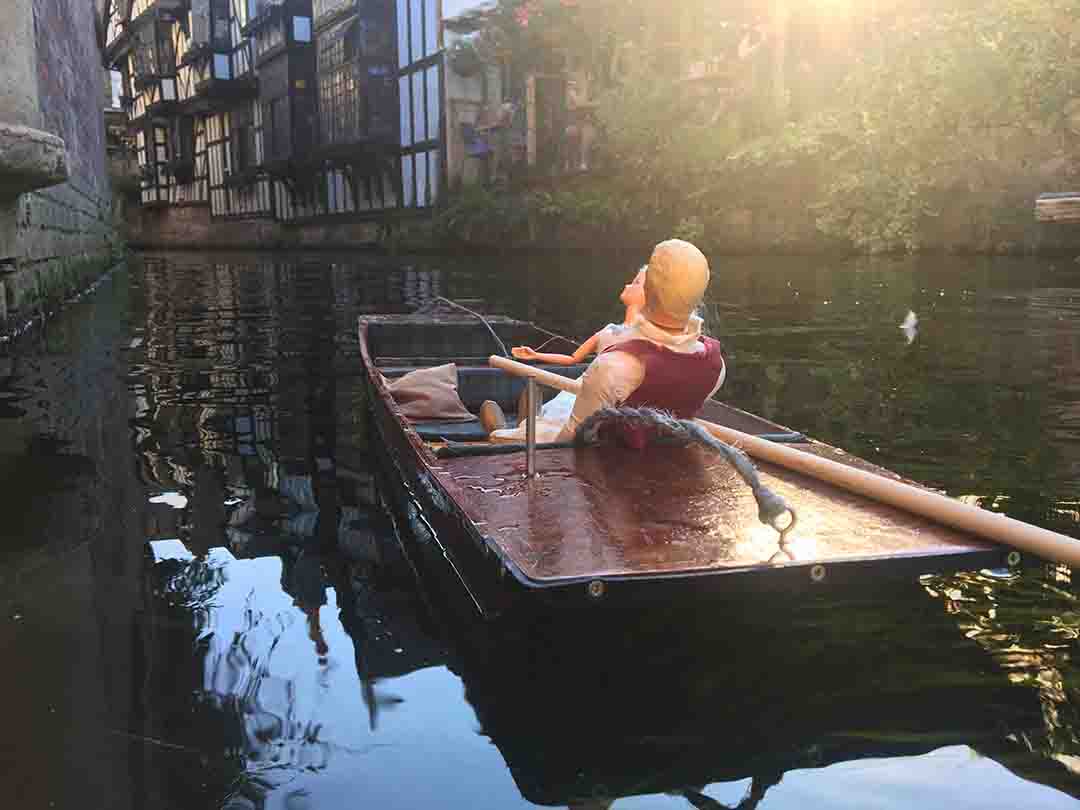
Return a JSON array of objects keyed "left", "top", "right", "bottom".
[
  {"left": 525, "top": 377, "right": 538, "bottom": 477},
  {"left": 488, "top": 355, "right": 1080, "bottom": 567},
  {"left": 489, "top": 355, "right": 584, "bottom": 396}
]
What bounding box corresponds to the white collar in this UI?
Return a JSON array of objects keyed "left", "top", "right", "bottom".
[{"left": 632, "top": 313, "right": 703, "bottom": 348}]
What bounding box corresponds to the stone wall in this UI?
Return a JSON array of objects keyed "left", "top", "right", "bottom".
[
  {"left": 127, "top": 204, "right": 381, "bottom": 250},
  {"left": 0, "top": 0, "right": 117, "bottom": 331}
]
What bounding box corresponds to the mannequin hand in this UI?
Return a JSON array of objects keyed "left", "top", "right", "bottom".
[{"left": 512, "top": 346, "right": 539, "bottom": 360}]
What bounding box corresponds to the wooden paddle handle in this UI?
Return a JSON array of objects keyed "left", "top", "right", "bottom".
[
  {"left": 698, "top": 421, "right": 1080, "bottom": 567},
  {"left": 489, "top": 355, "right": 583, "bottom": 395},
  {"left": 489, "top": 353, "right": 1080, "bottom": 566}
]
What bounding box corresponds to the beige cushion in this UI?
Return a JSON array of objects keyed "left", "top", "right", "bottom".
[{"left": 386, "top": 364, "right": 475, "bottom": 422}]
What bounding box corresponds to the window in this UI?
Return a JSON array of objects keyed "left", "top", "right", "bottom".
[
  {"left": 396, "top": 0, "right": 409, "bottom": 68},
  {"left": 132, "top": 26, "right": 157, "bottom": 77},
  {"left": 425, "top": 65, "right": 439, "bottom": 142},
  {"left": 344, "top": 19, "right": 362, "bottom": 62},
  {"left": 402, "top": 154, "right": 414, "bottom": 206},
  {"left": 399, "top": 75, "right": 411, "bottom": 147},
  {"left": 411, "top": 71, "right": 424, "bottom": 142},
  {"left": 409, "top": 0, "right": 423, "bottom": 66},
  {"left": 293, "top": 16, "right": 311, "bottom": 42},
  {"left": 190, "top": 0, "right": 211, "bottom": 44},
  {"left": 314, "top": 0, "right": 351, "bottom": 27},
  {"left": 230, "top": 106, "right": 255, "bottom": 172},
  {"left": 428, "top": 149, "right": 439, "bottom": 203},
  {"left": 318, "top": 17, "right": 350, "bottom": 74},
  {"left": 415, "top": 151, "right": 428, "bottom": 207},
  {"left": 109, "top": 70, "right": 123, "bottom": 108},
  {"left": 171, "top": 116, "right": 196, "bottom": 183},
  {"left": 212, "top": 0, "right": 231, "bottom": 50},
  {"left": 424, "top": 0, "right": 437, "bottom": 59},
  {"left": 156, "top": 23, "right": 177, "bottom": 75},
  {"left": 266, "top": 96, "right": 290, "bottom": 162},
  {"left": 214, "top": 53, "right": 232, "bottom": 79},
  {"left": 174, "top": 116, "right": 195, "bottom": 162}
]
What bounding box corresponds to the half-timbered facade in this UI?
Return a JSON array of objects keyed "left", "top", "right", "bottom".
[{"left": 103, "top": 0, "right": 446, "bottom": 224}]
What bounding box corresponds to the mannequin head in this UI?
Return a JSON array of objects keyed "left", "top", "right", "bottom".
[
  {"left": 642, "top": 239, "right": 710, "bottom": 331},
  {"left": 619, "top": 267, "right": 647, "bottom": 311}
]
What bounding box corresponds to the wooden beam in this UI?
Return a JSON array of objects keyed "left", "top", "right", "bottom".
[{"left": 1036, "top": 192, "right": 1080, "bottom": 224}]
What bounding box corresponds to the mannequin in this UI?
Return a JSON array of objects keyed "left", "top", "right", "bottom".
[{"left": 553, "top": 238, "right": 722, "bottom": 444}]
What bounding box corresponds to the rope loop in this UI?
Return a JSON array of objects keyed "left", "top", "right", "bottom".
[{"left": 573, "top": 407, "right": 798, "bottom": 558}]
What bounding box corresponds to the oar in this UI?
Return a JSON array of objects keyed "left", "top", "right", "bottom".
[{"left": 488, "top": 354, "right": 1080, "bottom": 567}]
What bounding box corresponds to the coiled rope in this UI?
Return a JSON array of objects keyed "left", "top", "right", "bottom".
[{"left": 573, "top": 406, "right": 798, "bottom": 561}]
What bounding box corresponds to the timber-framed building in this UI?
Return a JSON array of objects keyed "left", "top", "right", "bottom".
[{"left": 103, "top": 0, "right": 444, "bottom": 224}]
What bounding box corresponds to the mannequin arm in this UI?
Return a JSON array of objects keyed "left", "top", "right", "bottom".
[{"left": 512, "top": 331, "right": 601, "bottom": 365}]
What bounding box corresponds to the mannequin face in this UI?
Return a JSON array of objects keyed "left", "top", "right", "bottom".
[{"left": 619, "top": 268, "right": 647, "bottom": 309}]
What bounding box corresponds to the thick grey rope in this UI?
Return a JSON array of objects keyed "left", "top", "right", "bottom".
[{"left": 573, "top": 407, "right": 798, "bottom": 558}]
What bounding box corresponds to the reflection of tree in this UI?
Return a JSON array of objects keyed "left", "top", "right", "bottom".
[
  {"left": 924, "top": 568, "right": 1080, "bottom": 797},
  {"left": 419, "top": 559, "right": 1050, "bottom": 806},
  {"left": 154, "top": 553, "right": 227, "bottom": 616},
  {"left": 673, "top": 773, "right": 781, "bottom": 810},
  {"left": 123, "top": 251, "right": 1080, "bottom": 807},
  {"left": 146, "top": 546, "right": 336, "bottom": 801},
  {"left": 138, "top": 549, "right": 249, "bottom": 808},
  {"left": 201, "top": 587, "right": 333, "bottom": 771},
  {"left": 720, "top": 255, "right": 1080, "bottom": 540},
  {"left": 330, "top": 504, "right": 446, "bottom": 731}
]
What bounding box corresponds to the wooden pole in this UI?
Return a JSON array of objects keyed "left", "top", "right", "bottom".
[
  {"left": 489, "top": 355, "right": 583, "bottom": 394},
  {"left": 488, "top": 355, "right": 1080, "bottom": 566}
]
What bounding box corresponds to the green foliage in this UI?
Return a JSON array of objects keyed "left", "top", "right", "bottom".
[
  {"left": 433, "top": 184, "right": 532, "bottom": 243},
  {"left": 722, "top": 0, "right": 1080, "bottom": 252},
  {"left": 673, "top": 216, "right": 705, "bottom": 244},
  {"left": 433, "top": 183, "right": 635, "bottom": 245},
  {"left": 451, "top": 0, "right": 1080, "bottom": 253}
]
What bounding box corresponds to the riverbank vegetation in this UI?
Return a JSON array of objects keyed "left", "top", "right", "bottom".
[{"left": 435, "top": 0, "right": 1080, "bottom": 254}]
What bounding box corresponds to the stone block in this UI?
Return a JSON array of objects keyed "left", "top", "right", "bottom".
[{"left": 0, "top": 123, "right": 68, "bottom": 198}]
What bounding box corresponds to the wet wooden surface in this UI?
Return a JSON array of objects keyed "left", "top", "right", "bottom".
[{"left": 434, "top": 443, "right": 998, "bottom": 583}]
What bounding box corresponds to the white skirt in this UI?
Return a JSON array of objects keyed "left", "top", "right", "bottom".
[{"left": 490, "top": 390, "right": 578, "bottom": 444}]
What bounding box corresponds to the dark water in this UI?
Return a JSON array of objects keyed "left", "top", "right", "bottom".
[{"left": 2, "top": 251, "right": 1080, "bottom": 809}]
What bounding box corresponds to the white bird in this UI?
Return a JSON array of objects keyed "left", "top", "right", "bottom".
[{"left": 899, "top": 310, "right": 918, "bottom": 344}]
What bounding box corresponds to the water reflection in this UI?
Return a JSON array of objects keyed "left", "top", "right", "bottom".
[
  {"left": 6, "top": 251, "right": 1080, "bottom": 807},
  {"left": 924, "top": 567, "right": 1080, "bottom": 792},
  {"left": 118, "top": 253, "right": 1080, "bottom": 808},
  {"left": 121, "top": 252, "right": 1080, "bottom": 809}
]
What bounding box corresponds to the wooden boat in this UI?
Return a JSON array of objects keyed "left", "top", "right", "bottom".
[{"left": 359, "top": 309, "right": 1010, "bottom": 617}]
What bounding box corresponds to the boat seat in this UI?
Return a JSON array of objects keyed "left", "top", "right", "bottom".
[
  {"left": 411, "top": 419, "right": 491, "bottom": 443},
  {"left": 379, "top": 363, "right": 587, "bottom": 412},
  {"left": 382, "top": 362, "right": 587, "bottom": 443},
  {"left": 456, "top": 365, "right": 586, "bottom": 411}
]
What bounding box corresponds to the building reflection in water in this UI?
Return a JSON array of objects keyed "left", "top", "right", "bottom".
[
  {"left": 121, "top": 253, "right": 1080, "bottom": 810},
  {"left": 126, "top": 253, "right": 459, "bottom": 807}
]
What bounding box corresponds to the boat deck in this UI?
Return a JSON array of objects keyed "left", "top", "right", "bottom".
[{"left": 433, "top": 439, "right": 1002, "bottom": 589}]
